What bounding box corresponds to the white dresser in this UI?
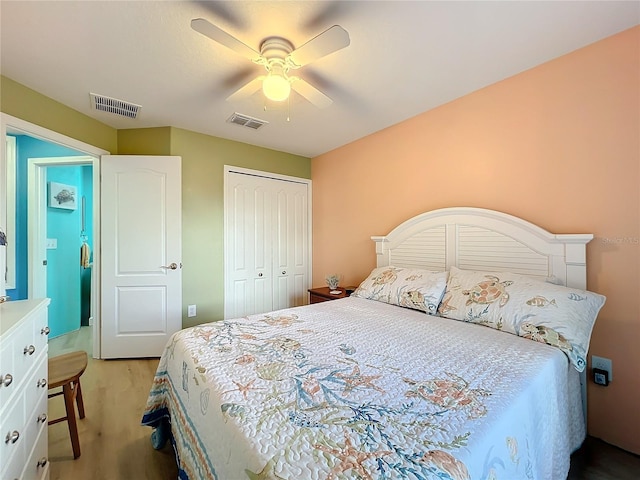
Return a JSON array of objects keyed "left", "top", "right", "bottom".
[{"left": 0, "top": 298, "right": 51, "bottom": 480}]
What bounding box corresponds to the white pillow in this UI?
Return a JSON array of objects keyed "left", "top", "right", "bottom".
[
  {"left": 352, "top": 266, "right": 448, "bottom": 315},
  {"left": 438, "top": 266, "right": 606, "bottom": 372}
]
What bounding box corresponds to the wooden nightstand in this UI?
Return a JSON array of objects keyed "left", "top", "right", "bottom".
[{"left": 308, "top": 286, "right": 349, "bottom": 304}]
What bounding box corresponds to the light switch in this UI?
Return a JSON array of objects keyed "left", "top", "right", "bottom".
[{"left": 46, "top": 238, "right": 57, "bottom": 249}]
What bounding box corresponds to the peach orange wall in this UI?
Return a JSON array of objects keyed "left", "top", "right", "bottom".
[{"left": 312, "top": 26, "right": 639, "bottom": 454}]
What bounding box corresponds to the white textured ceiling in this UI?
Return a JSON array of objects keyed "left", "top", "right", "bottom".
[{"left": 1, "top": 1, "right": 638, "bottom": 158}]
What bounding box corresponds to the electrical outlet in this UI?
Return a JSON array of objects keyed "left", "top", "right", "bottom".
[
  {"left": 593, "top": 369, "right": 609, "bottom": 386},
  {"left": 187, "top": 304, "right": 196, "bottom": 317},
  {"left": 592, "top": 355, "right": 612, "bottom": 382}
]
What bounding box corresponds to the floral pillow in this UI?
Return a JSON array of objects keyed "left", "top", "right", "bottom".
[
  {"left": 352, "top": 266, "right": 448, "bottom": 315},
  {"left": 437, "top": 266, "right": 606, "bottom": 371}
]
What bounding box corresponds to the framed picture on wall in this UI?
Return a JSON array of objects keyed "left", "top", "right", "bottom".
[{"left": 49, "top": 182, "right": 77, "bottom": 210}]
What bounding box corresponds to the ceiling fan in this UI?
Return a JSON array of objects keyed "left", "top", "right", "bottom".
[{"left": 191, "top": 18, "right": 350, "bottom": 108}]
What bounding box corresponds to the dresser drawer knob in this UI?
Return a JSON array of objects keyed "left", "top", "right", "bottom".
[
  {"left": 41, "top": 326, "right": 50, "bottom": 335},
  {"left": 37, "top": 378, "right": 47, "bottom": 388},
  {"left": 37, "top": 413, "right": 48, "bottom": 423},
  {"left": 23, "top": 344, "right": 36, "bottom": 355},
  {"left": 1, "top": 373, "right": 13, "bottom": 387},
  {"left": 37, "top": 457, "right": 48, "bottom": 468},
  {"left": 5, "top": 430, "right": 19, "bottom": 444}
]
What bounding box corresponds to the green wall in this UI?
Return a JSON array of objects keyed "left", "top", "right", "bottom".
[
  {"left": 2, "top": 76, "right": 312, "bottom": 328},
  {"left": 118, "top": 127, "right": 171, "bottom": 155},
  {"left": 1, "top": 76, "right": 117, "bottom": 153}
]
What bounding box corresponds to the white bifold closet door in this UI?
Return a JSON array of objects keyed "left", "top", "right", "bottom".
[{"left": 224, "top": 168, "right": 310, "bottom": 319}]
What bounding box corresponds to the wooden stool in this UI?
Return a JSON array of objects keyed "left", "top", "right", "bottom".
[{"left": 48, "top": 351, "right": 88, "bottom": 459}]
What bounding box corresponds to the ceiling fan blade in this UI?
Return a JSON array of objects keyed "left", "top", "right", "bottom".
[
  {"left": 291, "top": 78, "right": 333, "bottom": 109},
  {"left": 191, "top": 18, "right": 262, "bottom": 63},
  {"left": 226, "top": 76, "right": 264, "bottom": 102},
  {"left": 287, "top": 25, "right": 350, "bottom": 68}
]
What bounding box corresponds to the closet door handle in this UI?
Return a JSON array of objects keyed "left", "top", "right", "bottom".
[
  {"left": 24, "top": 345, "right": 36, "bottom": 356},
  {"left": 160, "top": 263, "right": 178, "bottom": 270},
  {"left": 41, "top": 326, "right": 50, "bottom": 335},
  {"left": 258, "top": 273, "right": 263, "bottom": 277}
]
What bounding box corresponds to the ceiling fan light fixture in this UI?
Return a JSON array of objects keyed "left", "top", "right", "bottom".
[
  {"left": 262, "top": 70, "right": 291, "bottom": 102},
  {"left": 191, "top": 19, "right": 350, "bottom": 108}
]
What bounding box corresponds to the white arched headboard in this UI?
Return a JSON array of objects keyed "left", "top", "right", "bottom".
[
  {"left": 371, "top": 207, "right": 594, "bottom": 421},
  {"left": 372, "top": 207, "right": 592, "bottom": 290}
]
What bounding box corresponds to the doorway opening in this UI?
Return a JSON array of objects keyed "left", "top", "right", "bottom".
[
  {"left": 2, "top": 113, "right": 108, "bottom": 358},
  {"left": 29, "top": 157, "right": 94, "bottom": 354}
]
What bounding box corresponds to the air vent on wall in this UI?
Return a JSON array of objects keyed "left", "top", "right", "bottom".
[
  {"left": 227, "top": 112, "right": 268, "bottom": 130},
  {"left": 90, "top": 93, "right": 141, "bottom": 119}
]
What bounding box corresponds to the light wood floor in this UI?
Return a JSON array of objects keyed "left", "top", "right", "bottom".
[
  {"left": 48, "top": 327, "right": 177, "bottom": 479},
  {"left": 48, "top": 325, "right": 93, "bottom": 358},
  {"left": 48, "top": 328, "right": 640, "bottom": 479}
]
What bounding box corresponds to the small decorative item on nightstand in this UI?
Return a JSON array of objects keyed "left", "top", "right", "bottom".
[{"left": 325, "top": 274, "right": 340, "bottom": 293}]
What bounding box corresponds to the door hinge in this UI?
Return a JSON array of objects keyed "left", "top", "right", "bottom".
[{"left": 42, "top": 260, "right": 47, "bottom": 266}]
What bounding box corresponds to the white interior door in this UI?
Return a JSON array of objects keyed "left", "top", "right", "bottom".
[
  {"left": 101, "top": 155, "right": 182, "bottom": 358},
  {"left": 273, "top": 181, "right": 309, "bottom": 310},
  {"left": 226, "top": 172, "right": 274, "bottom": 318}
]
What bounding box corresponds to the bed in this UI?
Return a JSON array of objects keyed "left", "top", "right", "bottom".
[{"left": 142, "top": 207, "right": 605, "bottom": 480}]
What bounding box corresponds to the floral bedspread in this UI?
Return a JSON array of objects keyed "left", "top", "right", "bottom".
[{"left": 142, "top": 297, "right": 584, "bottom": 480}]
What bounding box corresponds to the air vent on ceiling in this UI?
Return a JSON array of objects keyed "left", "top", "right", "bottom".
[
  {"left": 227, "top": 112, "right": 268, "bottom": 130},
  {"left": 90, "top": 93, "right": 141, "bottom": 119}
]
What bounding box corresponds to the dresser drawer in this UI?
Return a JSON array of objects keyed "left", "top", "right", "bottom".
[
  {"left": 30, "top": 308, "right": 50, "bottom": 357},
  {"left": 0, "top": 388, "right": 26, "bottom": 475},
  {"left": 0, "top": 334, "right": 16, "bottom": 408},
  {"left": 25, "top": 352, "right": 48, "bottom": 416},
  {"left": 21, "top": 422, "right": 48, "bottom": 480},
  {"left": 3, "top": 441, "right": 25, "bottom": 480},
  {"left": 1, "top": 320, "right": 34, "bottom": 408},
  {"left": 18, "top": 334, "right": 41, "bottom": 381},
  {"left": 24, "top": 386, "right": 48, "bottom": 461}
]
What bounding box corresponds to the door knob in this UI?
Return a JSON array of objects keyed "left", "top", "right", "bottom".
[{"left": 160, "top": 263, "right": 178, "bottom": 270}]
